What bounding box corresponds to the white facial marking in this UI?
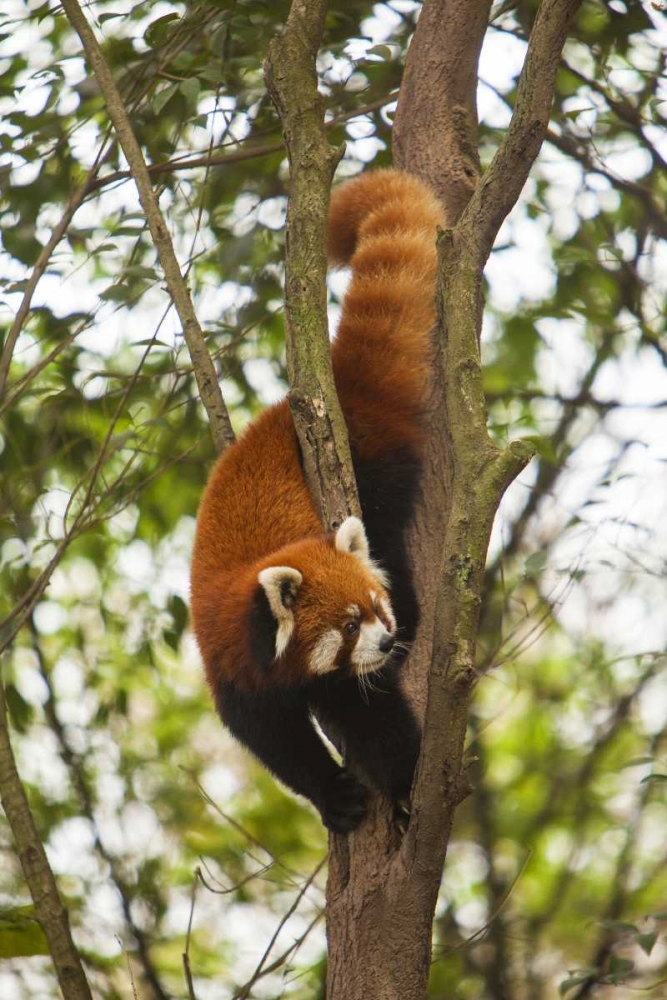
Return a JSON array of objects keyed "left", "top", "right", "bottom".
[
  {"left": 257, "top": 565, "right": 302, "bottom": 659},
  {"left": 370, "top": 589, "right": 396, "bottom": 634},
  {"left": 379, "top": 596, "right": 397, "bottom": 633},
  {"left": 351, "top": 616, "right": 393, "bottom": 673},
  {"left": 275, "top": 621, "right": 294, "bottom": 658},
  {"left": 309, "top": 629, "right": 343, "bottom": 675},
  {"left": 346, "top": 604, "right": 360, "bottom": 617}
]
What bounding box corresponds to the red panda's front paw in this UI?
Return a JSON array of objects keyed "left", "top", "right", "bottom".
[{"left": 322, "top": 771, "right": 369, "bottom": 834}]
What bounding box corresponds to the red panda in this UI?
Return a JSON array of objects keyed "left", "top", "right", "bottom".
[{"left": 190, "top": 169, "right": 443, "bottom": 832}]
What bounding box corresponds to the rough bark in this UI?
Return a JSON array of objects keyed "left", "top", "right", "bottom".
[
  {"left": 325, "top": 0, "right": 580, "bottom": 997},
  {"left": 264, "top": 0, "right": 360, "bottom": 528},
  {"left": 394, "top": 0, "right": 492, "bottom": 718},
  {"left": 393, "top": 0, "right": 489, "bottom": 227},
  {"left": 0, "top": 684, "right": 93, "bottom": 1000},
  {"left": 262, "top": 0, "right": 581, "bottom": 996},
  {"left": 325, "top": 3, "right": 495, "bottom": 992}
]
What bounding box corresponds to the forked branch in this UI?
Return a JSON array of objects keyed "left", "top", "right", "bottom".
[
  {"left": 264, "top": 0, "right": 360, "bottom": 528},
  {"left": 460, "top": 0, "right": 584, "bottom": 266},
  {"left": 407, "top": 0, "right": 583, "bottom": 877}
]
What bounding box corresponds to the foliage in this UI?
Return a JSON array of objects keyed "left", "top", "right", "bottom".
[{"left": 1, "top": 0, "right": 666, "bottom": 997}]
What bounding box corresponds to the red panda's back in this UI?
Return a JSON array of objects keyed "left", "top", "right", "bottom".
[
  {"left": 191, "top": 168, "right": 440, "bottom": 685},
  {"left": 192, "top": 401, "right": 321, "bottom": 582}
]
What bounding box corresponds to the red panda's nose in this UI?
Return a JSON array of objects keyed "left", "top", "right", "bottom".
[{"left": 379, "top": 634, "right": 395, "bottom": 654}]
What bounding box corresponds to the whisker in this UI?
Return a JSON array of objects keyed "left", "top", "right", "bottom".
[{"left": 357, "top": 670, "right": 371, "bottom": 704}]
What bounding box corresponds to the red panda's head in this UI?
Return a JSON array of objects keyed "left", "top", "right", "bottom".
[{"left": 256, "top": 517, "right": 397, "bottom": 684}]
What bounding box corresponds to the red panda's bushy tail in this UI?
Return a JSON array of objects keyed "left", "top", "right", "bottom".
[{"left": 328, "top": 169, "right": 443, "bottom": 460}]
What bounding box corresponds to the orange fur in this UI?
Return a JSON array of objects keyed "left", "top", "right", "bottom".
[{"left": 190, "top": 169, "right": 443, "bottom": 691}]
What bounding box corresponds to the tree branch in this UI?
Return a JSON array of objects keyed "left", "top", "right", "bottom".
[
  {"left": 60, "top": 0, "right": 235, "bottom": 453},
  {"left": 408, "top": 230, "right": 534, "bottom": 869},
  {"left": 264, "top": 0, "right": 360, "bottom": 528},
  {"left": 232, "top": 859, "right": 325, "bottom": 1000},
  {"left": 87, "top": 94, "right": 398, "bottom": 195},
  {"left": 0, "top": 681, "right": 93, "bottom": 1000},
  {"left": 392, "top": 0, "right": 493, "bottom": 720},
  {"left": 0, "top": 145, "right": 108, "bottom": 398},
  {"left": 459, "top": 0, "right": 583, "bottom": 267},
  {"left": 27, "top": 618, "right": 170, "bottom": 1000},
  {"left": 394, "top": 0, "right": 491, "bottom": 223}
]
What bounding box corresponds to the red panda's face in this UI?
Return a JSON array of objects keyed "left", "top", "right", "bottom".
[
  {"left": 306, "top": 578, "right": 397, "bottom": 678},
  {"left": 257, "top": 517, "right": 398, "bottom": 681}
]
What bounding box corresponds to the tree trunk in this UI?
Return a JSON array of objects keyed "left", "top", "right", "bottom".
[
  {"left": 264, "top": 0, "right": 582, "bottom": 995},
  {"left": 325, "top": 0, "right": 581, "bottom": 995},
  {"left": 325, "top": 3, "right": 491, "bottom": 995}
]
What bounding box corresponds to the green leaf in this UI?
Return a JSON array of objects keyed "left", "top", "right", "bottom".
[
  {"left": 3, "top": 225, "right": 43, "bottom": 266},
  {"left": 4, "top": 685, "right": 32, "bottom": 733},
  {"left": 621, "top": 757, "right": 655, "bottom": 768},
  {"left": 99, "top": 283, "right": 131, "bottom": 302},
  {"left": 144, "top": 12, "right": 180, "bottom": 48},
  {"left": 123, "top": 265, "right": 159, "bottom": 280},
  {"left": 0, "top": 907, "right": 49, "bottom": 959},
  {"left": 525, "top": 551, "right": 548, "bottom": 577},
  {"left": 168, "top": 594, "right": 188, "bottom": 634},
  {"left": 179, "top": 78, "right": 201, "bottom": 106},
  {"left": 559, "top": 976, "right": 590, "bottom": 995},
  {"left": 599, "top": 920, "right": 638, "bottom": 933},
  {"left": 608, "top": 956, "right": 634, "bottom": 976},
  {"left": 637, "top": 931, "right": 658, "bottom": 956},
  {"left": 153, "top": 82, "right": 179, "bottom": 114}
]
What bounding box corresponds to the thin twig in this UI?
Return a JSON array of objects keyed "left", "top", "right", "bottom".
[
  {"left": 232, "top": 860, "right": 326, "bottom": 1000},
  {"left": 0, "top": 142, "right": 109, "bottom": 397},
  {"left": 183, "top": 869, "right": 199, "bottom": 1000},
  {"left": 60, "top": 0, "right": 235, "bottom": 453},
  {"left": 459, "top": 0, "right": 584, "bottom": 267},
  {"left": 87, "top": 93, "right": 398, "bottom": 194},
  {"left": 28, "top": 618, "right": 170, "bottom": 1000}
]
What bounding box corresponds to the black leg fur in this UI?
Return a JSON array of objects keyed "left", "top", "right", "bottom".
[
  {"left": 214, "top": 679, "right": 368, "bottom": 832},
  {"left": 310, "top": 667, "right": 421, "bottom": 806}
]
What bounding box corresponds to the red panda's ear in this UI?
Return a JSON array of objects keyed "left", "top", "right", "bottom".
[
  {"left": 257, "top": 566, "right": 302, "bottom": 657},
  {"left": 335, "top": 516, "right": 370, "bottom": 561},
  {"left": 335, "top": 517, "right": 390, "bottom": 586}
]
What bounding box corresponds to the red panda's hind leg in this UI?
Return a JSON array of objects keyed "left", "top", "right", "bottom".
[
  {"left": 310, "top": 667, "right": 421, "bottom": 814},
  {"left": 213, "top": 679, "right": 369, "bottom": 832}
]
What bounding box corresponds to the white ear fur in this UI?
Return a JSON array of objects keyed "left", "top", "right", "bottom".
[
  {"left": 334, "top": 517, "right": 390, "bottom": 586},
  {"left": 335, "top": 516, "right": 369, "bottom": 559},
  {"left": 257, "top": 566, "right": 303, "bottom": 658}
]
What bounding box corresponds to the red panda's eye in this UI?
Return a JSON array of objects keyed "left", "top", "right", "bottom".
[{"left": 344, "top": 620, "right": 359, "bottom": 637}]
